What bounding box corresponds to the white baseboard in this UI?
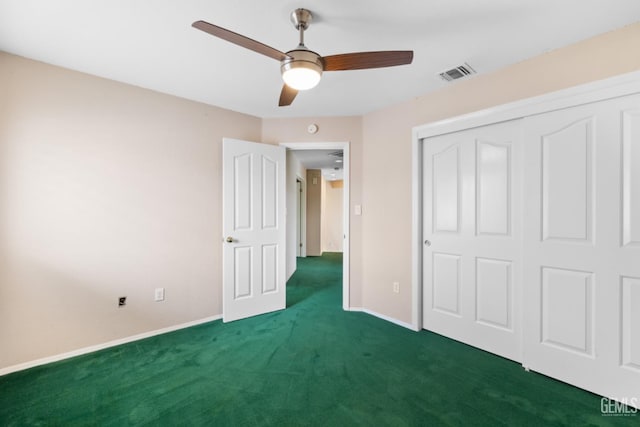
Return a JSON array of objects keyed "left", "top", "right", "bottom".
[
  {"left": 0, "top": 314, "right": 222, "bottom": 377},
  {"left": 363, "top": 309, "right": 417, "bottom": 330},
  {"left": 348, "top": 307, "right": 418, "bottom": 331},
  {"left": 2, "top": 308, "right": 417, "bottom": 376}
]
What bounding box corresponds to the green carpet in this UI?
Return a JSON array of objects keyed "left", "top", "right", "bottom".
[{"left": 0, "top": 253, "right": 635, "bottom": 426}]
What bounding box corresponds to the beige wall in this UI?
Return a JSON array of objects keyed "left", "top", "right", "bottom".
[
  {"left": 322, "top": 180, "right": 344, "bottom": 253},
  {"left": 0, "top": 52, "right": 261, "bottom": 369},
  {"left": 285, "top": 151, "right": 306, "bottom": 279},
  {"left": 305, "top": 169, "right": 322, "bottom": 256},
  {"left": 0, "top": 55, "right": 365, "bottom": 369},
  {"left": 361, "top": 22, "right": 640, "bottom": 323}
]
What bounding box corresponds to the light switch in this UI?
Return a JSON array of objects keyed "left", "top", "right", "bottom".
[{"left": 355, "top": 205, "right": 362, "bottom": 216}]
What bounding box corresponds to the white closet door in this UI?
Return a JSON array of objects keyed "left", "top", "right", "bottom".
[
  {"left": 423, "top": 120, "right": 522, "bottom": 361},
  {"left": 522, "top": 94, "right": 640, "bottom": 405}
]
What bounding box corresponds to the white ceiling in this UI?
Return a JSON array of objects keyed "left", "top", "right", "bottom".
[{"left": 1, "top": 1, "right": 639, "bottom": 118}]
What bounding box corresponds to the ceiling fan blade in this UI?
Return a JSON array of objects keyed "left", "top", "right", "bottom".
[
  {"left": 322, "top": 51, "right": 413, "bottom": 71},
  {"left": 279, "top": 85, "right": 298, "bottom": 107},
  {"left": 192, "top": 20, "right": 289, "bottom": 61}
]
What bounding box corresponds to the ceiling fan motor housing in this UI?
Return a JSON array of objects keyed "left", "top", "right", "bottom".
[{"left": 281, "top": 49, "right": 323, "bottom": 90}]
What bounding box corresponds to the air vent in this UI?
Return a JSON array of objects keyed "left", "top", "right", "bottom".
[{"left": 439, "top": 63, "right": 476, "bottom": 82}]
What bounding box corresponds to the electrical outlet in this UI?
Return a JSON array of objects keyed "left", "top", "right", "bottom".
[
  {"left": 155, "top": 288, "right": 165, "bottom": 302},
  {"left": 393, "top": 282, "right": 400, "bottom": 294},
  {"left": 118, "top": 296, "right": 127, "bottom": 307}
]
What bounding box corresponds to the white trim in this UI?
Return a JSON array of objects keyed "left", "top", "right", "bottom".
[
  {"left": 411, "top": 133, "right": 423, "bottom": 331},
  {"left": 412, "top": 70, "right": 640, "bottom": 333},
  {"left": 296, "top": 175, "right": 307, "bottom": 258},
  {"left": 0, "top": 315, "right": 222, "bottom": 377},
  {"left": 280, "top": 142, "right": 351, "bottom": 311},
  {"left": 342, "top": 143, "right": 351, "bottom": 311},
  {"left": 361, "top": 309, "right": 418, "bottom": 331}
]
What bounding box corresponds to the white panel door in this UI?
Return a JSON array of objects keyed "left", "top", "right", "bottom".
[
  {"left": 523, "top": 94, "right": 640, "bottom": 406},
  {"left": 223, "top": 138, "right": 286, "bottom": 322},
  {"left": 423, "top": 120, "right": 522, "bottom": 361}
]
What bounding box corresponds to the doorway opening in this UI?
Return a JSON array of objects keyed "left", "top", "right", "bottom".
[{"left": 281, "top": 142, "right": 350, "bottom": 310}]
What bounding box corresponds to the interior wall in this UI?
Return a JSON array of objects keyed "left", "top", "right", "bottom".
[
  {"left": 0, "top": 52, "right": 262, "bottom": 369},
  {"left": 285, "top": 151, "right": 306, "bottom": 280},
  {"left": 305, "top": 169, "right": 322, "bottom": 256},
  {"left": 361, "top": 22, "right": 640, "bottom": 324},
  {"left": 322, "top": 180, "right": 344, "bottom": 253},
  {"left": 261, "top": 116, "right": 364, "bottom": 307}
]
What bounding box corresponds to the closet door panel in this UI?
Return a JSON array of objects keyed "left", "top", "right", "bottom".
[
  {"left": 423, "top": 120, "right": 523, "bottom": 362},
  {"left": 523, "top": 94, "right": 640, "bottom": 406}
]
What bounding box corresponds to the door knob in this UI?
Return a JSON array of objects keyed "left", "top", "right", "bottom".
[
  {"left": 424, "top": 240, "right": 431, "bottom": 247},
  {"left": 226, "top": 237, "right": 234, "bottom": 243}
]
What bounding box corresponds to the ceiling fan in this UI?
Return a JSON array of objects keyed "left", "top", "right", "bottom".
[{"left": 192, "top": 8, "right": 414, "bottom": 107}]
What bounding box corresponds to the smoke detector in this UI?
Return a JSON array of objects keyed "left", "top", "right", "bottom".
[{"left": 439, "top": 63, "right": 476, "bottom": 82}]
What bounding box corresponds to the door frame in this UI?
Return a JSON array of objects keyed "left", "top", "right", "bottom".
[
  {"left": 280, "top": 141, "right": 351, "bottom": 311},
  {"left": 411, "top": 70, "right": 640, "bottom": 331},
  {"left": 296, "top": 177, "right": 307, "bottom": 257}
]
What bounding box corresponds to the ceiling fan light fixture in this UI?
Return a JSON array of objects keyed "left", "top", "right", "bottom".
[
  {"left": 281, "top": 50, "right": 323, "bottom": 91},
  {"left": 282, "top": 67, "right": 321, "bottom": 90}
]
